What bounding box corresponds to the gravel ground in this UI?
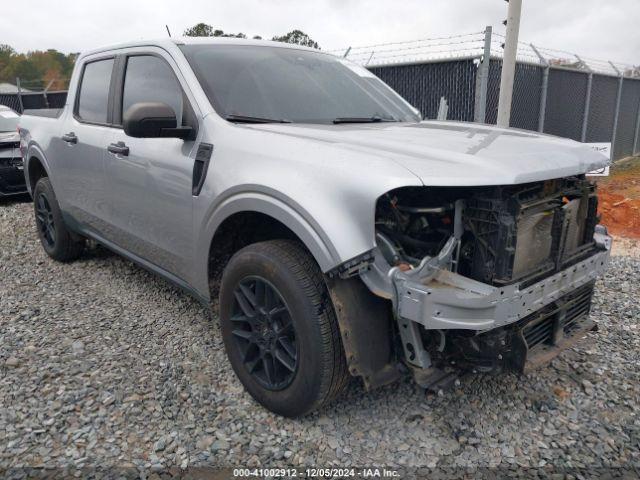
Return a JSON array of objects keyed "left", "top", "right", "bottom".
[{"left": 1, "top": 198, "right": 639, "bottom": 478}]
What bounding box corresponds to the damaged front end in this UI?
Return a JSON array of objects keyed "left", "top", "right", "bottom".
[{"left": 359, "top": 176, "right": 612, "bottom": 384}]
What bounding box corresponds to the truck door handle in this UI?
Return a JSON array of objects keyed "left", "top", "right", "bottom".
[
  {"left": 61, "top": 132, "right": 78, "bottom": 144},
  {"left": 107, "top": 141, "right": 129, "bottom": 156}
]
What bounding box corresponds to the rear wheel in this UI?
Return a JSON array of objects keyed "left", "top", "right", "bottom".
[
  {"left": 219, "top": 240, "right": 348, "bottom": 417},
  {"left": 33, "top": 177, "right": 84, "bottom": 262}
]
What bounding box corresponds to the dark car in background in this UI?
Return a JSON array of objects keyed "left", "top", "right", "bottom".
[{"left": 0, "top": 105, "right": 26, "bottom": 197}]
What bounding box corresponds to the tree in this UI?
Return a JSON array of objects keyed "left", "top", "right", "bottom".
[
  {"left": 0, "top": 44, "right": 15, "bottom": 61},
  {"left": 183, "top": 23, "right": 247, "bottom": 38},
  {"left": 0, "top": 44, "right": 15, "bottom": 72},
  {"left": 4, "top": 57, "right": 43, "bottom": 86},
  {"left": 272, "top": 30, "right": 320, "bottom": 49},
  {"left": 183, "top": 23, "right": 215, "bottom": 37},
  {"left": 0, "top": 45, "right": 77, "bottom": 90}
]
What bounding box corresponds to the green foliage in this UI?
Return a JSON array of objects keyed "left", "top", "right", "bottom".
[
  {"left": 0, "top": 45, "right": 76, "bottom": 90},
  {"left": 271, "top": 30, "right": 320, "bottom": 49},
  {"left": 183, "top": 23, "right": 246, "bottom": 38},
  {"left": 182, "top": 24, "right": 319, "bottom": 48},
  {"left": 183, "top": 22, "right": 215, "bottom": 37}
]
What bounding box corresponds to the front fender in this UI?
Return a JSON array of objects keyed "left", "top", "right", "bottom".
[{"left": 193, "top": 188, "right": 342, "bottom": 300}]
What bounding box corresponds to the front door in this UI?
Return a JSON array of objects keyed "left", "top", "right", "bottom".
[{"left": 102, "top": 51, "right": 199, "bottom": 283}]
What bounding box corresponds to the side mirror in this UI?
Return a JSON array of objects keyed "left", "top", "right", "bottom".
[{"left": 123, "top": 102, "right": 194, "bottom": 140}]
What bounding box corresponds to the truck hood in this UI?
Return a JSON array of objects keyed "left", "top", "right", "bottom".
[{"left": 248, "top": 120, "right": 609, "bottom": 186}]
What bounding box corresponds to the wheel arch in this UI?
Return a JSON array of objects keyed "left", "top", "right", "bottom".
[
  {"left": 197, "top": 191, "right": 342, "bottom": 302},
  {"left": 25, "top": 148, "right": 51, "bottom": 195}
]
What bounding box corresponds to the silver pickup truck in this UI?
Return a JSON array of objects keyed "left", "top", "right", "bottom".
[{"left": 18, "top": 37, "right": 612, "bottom": 417}]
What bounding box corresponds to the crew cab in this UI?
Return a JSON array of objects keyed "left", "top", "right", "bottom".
[{"left": 18, "top": 38, "right": 612, "bottom": 417}]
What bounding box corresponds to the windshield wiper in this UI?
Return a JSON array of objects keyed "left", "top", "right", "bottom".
[
  {"left": 225, "top": 114, "right": 292, "bottom": 124},
  {"left": 332, "top": 115, "right": 398, "bottom": 124}
]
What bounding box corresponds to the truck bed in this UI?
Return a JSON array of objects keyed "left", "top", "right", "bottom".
[{"left": 22, "top": 108, "right": 63, "bottom": 119}]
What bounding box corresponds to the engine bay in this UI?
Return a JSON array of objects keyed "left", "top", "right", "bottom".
[{"left": 375, "top": 176, "right": 600, "bottom": 287}]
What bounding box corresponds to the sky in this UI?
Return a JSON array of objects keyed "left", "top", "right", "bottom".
[{"left": 1, "top": 0, "right": 639, "bottom": 65}]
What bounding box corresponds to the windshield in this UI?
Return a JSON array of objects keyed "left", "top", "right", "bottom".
[
  {"left": 179, "top": 44, "right": 421, "bottom": 124},
  {"left": 0, "top": 108, "right": 19, "bottom": 132}
]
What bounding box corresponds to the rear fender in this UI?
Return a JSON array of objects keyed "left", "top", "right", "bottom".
[{"left": 24, "top": 144, "right": 51, "bottom": 196}]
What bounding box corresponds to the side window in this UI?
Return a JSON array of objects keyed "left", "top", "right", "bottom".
[
  {"left": 77, "top": 58, "right": 114, "bottom": 124},
  {"left": 122, "top": 55, "right": 184, "bottom": 125}
]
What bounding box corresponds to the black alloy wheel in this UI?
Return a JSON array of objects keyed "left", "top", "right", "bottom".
[
  {"left": 230, "top": 276, "right": 298, "bottom": 391},
  {"left": 32, "top": 177, "right": 84, "bottom": 262},
  {"left": 219, "top": 240, "right": 349, "bottom": 417},
  {"left": 35, "top": 192, "right": 56, "bottom": 248}
]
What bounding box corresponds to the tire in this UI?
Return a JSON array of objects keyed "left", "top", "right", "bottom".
[
  {"left": 219, "top": 240, "right": 349, "bottom": 417},
  {"left": 33, "top": 177, "right": 84, "bottom": 262}
]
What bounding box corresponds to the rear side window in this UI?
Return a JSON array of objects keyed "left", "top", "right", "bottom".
[
  {"left": 122, "top": 55, "right": 183, "bottom": 125},
  {"left": 77, "top": 58, "right": 114, "bottom": 124}
]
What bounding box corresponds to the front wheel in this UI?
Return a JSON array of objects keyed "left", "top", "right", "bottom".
[
  {"left": 219, "top": 240, "right": 349, "bottom": 417},
  {"left": 33, "top": 177, "right": 84, "bottom": 262}
]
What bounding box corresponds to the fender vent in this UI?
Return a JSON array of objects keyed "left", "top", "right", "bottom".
[{"left": 192, "top": 143, "right": 213, "bottom": 196}]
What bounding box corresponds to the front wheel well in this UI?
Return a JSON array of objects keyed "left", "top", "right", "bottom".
[
  {"left": 27, "top": 156, "right": 48, "bottom": 192},
  {"left": 208, "top": 211, "right": 302, "bottom": 302}
]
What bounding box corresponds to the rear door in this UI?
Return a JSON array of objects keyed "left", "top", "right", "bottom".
[
  {"left": 55, "top": 55, "right": 115, "bottom": 230},
  {"left": 102, "top": 48, "right": 200, "bottom": 282}
]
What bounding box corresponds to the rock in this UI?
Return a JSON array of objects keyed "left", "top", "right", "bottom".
[
  {"left": 582, "top": 379, "right": 596, "bottom": 395},
  {"left": 5, "top": 357, "right": 20, "bottom": 367},
  {"left": 71, "top": 341, "right": 85, "bottom": 354},
  {"left": 153, "top": 438, "right": 166, "bottom": 452},
  {"left": 211, "top": 439, "right": 229, "bottom": 452},
  {"left": 196, "top": 436, "right": 215, "bottom": 451}
]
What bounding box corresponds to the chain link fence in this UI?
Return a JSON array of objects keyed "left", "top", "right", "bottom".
[
  {"left": 335, "top": 28, "right": 640, "bottom": 161},
  {"left": 586, "top": 75, "right": 619, "bottom": 143},
  {"left": 613, "top": 78, "right": 640, "bottom": 159},
  {"left": 0, "top": 91, "right": 67, "bottom": 113},
  {"left": 369, "top": 59, "right": 477, "bottom": 122}
]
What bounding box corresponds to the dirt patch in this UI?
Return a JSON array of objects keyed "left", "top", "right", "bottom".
[
  {"left": 593, "top": 157, "right": 640, "bottom": 239},
  {"left": 610, "top": 237, "right": 640, "bottom": 257}
]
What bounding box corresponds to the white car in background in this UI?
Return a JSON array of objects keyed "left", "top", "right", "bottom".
[{"left": 0, "top": 105, "right": 26, "bottom": 197}]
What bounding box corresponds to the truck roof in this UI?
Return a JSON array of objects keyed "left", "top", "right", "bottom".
[{"left": 79, "top": 37, "right": 330, "bottom": 61}]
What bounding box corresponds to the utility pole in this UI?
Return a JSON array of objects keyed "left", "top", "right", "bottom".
[{"left": 497, "top": 0, "right": 522, "bottom": 127}]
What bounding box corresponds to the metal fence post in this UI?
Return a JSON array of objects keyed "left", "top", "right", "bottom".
[
  {"left": 43, "top": 79, "right": 54, "bottom": 109},
  {"left": 633, "top": 97, "right": 640, "bottom": 156},
  {"left": 473, "top": 26, "right": 492, "bottom": 123},
  {"left": 365, "top": 51, "right": 375, "bottom": 66},
  {"left": 609, "top": 62, "right": 624, "bottom": 162},
  {"left": 530, "top": 44, "right": 549, "bottom": 133},
  {"left": 577, "top": 56, "right": 593, "bottom": 143},
  {"left": 343, "top": 47, "right": 351, "bottom": 58},
  {"left": 15, "top": 77, "right": 24, "bottom": 113}
]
